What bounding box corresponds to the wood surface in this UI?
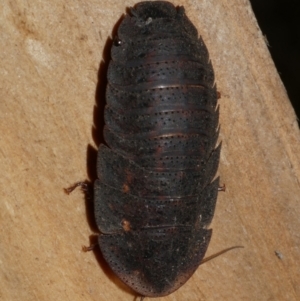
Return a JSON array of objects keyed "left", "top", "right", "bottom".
[{"left": 1, "top": 0, "right": 299, "bottom": 300}]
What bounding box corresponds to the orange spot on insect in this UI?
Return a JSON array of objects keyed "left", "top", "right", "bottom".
[
  {"left": 121, "top": 219, "right": 131, "bottom": 232},
  {"left": 122, "top": 184, "right": 130, "bottom": 193}
]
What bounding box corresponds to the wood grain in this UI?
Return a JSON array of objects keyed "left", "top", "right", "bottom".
[{"left": 1, "top": 0, "right": 299, "bottom": 300}]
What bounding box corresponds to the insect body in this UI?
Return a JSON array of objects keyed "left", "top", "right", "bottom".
[{"left": 94, "top": 1, "right": 220, "bottom": 298}]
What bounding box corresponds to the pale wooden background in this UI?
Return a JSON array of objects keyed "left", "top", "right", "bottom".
[{"left": 1, "top": 0, "right": 299, "bottom": 300}]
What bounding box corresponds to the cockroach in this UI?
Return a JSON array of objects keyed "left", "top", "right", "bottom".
[
  {"left": 67, "top": 1, "right": 228, "bottom": 299},
  {"left": 96, "top": 1, "right": 220, "bottom": 298}
]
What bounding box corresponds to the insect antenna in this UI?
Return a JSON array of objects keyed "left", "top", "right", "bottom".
[{"left": 201, "top": 246, "right": 244, "bottom": 264}]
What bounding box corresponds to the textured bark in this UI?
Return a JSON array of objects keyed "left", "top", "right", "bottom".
[{"left": 1, "top": 0, "right": 299, "bottom": 301}]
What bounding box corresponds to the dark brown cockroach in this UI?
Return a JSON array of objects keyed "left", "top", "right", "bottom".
[{"left": 95, "top": 1, "right": 220, "bottom": 298}]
